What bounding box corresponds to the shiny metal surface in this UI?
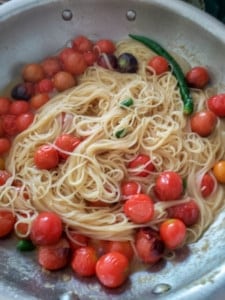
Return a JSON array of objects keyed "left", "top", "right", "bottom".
[{"left": 0, "top": 1, "right": 225, "bottom": 299}]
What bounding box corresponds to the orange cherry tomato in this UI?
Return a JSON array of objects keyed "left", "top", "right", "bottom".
[
  {"left": 38, "top": 238, "right": 70, "bottom": 270},
  {"left": 0, "top": 158, "right": 5, "bottom": 170},
  {"left": 207, "top": 93, "right": 225, "bottom": 117},
  {"left": 0, "top": 210, "right": 16, "bottom": 237},
  {"left": 94, "top": 39, "right": 116, "bottom": 55},
  {"left": 55, "top": 134, "right": 81, "bottom": 159},
  {"left": 128, "top": 154, "right": 155, "bottom": 177},
  {"left": 30, "top": 211, "right": 63, "bottom": 246},
  {"left": 41, "top": 56, "right": 62, "bottom": 78},
  {"left": 96, "top": 251, "right": 129, "bottom": 288},
  {"left": 0, "top": 97, "right": 11, "bottom": 115},
  {"left": 121, "top": 181, "right": 141, "bottom": 197},
  {"left": 22, "top": 63, "right": 45, "bottom": 83},
  {"left": 159, "top": 218, "right": 186, "bottom": 250},
  {"left": 135, "top": 228, "right": 165, "bottom": 264},
  {"left": 147, "top": 55, "right": 169, "bottom": 75},
  {"left": 9, "top": 100, "right": 30, "bottom": 115},
  {"left": 123, "top": 193, "right": 154, "bottom": 224},
  {"left": 53, "top": 71, "right": 76, "bottom": 92},
  {"left": 72, "top": 35, "right": 93, "bottom": 53},
  {"left": 105, "top": 241, "right": 134, "bottom": 261},
  {"left": 71, "top": 246, "right": 98, "bottom": 277},
  {"left": 0, "top": 137, "right": 11, "bottom": 155},
  {"left": 213, "top": 160, "right": 225, "bottom": 183},
  {"left": 190, "top": 110, "right": 217, "bottom": 137},
  {"left": 200, "top": 172, "right": 215, "bottom": 197},
  {"left": 34, "top": 145, "right": 59, "bottom": 169},
  {"left": 30, "top": 93, "right": 49, "bottom": 110},
  {"left": 186, "top": 66, "right": 209, "bottom": 89},
  {"left": 16, "top": 112, "right": 34, "bottom": 132},
  {"left": 63, "top": 52, "right": 87, "bottom": 76},
  {"left": 0, "top": 170, "right": 12, "bottom": 185}
]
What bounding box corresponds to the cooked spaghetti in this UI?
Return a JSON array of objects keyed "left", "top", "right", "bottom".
[{"left": 1, "top": 39, "right": 225, "bottom": 245}]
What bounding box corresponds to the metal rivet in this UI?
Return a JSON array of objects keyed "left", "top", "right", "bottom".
[
  {"left": 126, "top": 9, "right": 136, "bottom": 21},
  {"left": 152, "top": 283, "right": 172, "bottom": 295},
  {"left": 62, "top": 9, "right": 73, "bottom": 21},
  {"left": 58, "top": 291, "right": 80, "bottom": 300}
]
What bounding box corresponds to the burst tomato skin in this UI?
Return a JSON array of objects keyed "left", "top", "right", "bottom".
[
  {"left": 0, "top": 210, "right": 16, "bottom": 237},
  {"left": 201, "top": 173, "right": 215, "bottom": 197},
  {"left": 135, "top": 228, "right": 165, "bottom": 264},
  {"left": 128, "top": 154, "right": 155, "bottom": 177},
  {"left": 159, "top": 218, "right": 186, "bottom": 250},
  {"left": 95, "top": 251, "right": 129, "bottom": 288},
  {"left": 30, "top": 212, "right": 63, "bottom": 246},
  {"left": 155, "top": 171, "right": 183, "bottom": 201},
  {"left": 34, "top": 145, "right": 59, "bottom": 169},
  {"left": 71, "top": 246, "right": 98, "bottom": 277},
  {"left": 38, "top": 238, "right": 70, "bottom": 270},
  {"left": 207, "top": 94, "right": 225, "bottom": 117},
  {"left": 167, "top": 200, "right": 200, "bottom": 226}
]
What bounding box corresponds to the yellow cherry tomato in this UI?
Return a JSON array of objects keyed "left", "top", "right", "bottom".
[{"left": 213, "top": 160, "right": 225, "bottom": 183}]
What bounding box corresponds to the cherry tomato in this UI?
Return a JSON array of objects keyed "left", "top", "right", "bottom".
[
  {"left": 41, "top": 56, "right": 62, "bottom": 78},
  {"left": 186, "top": 66, "right": 209, "bottom": 89},
  {"left": 83, "top": 51, "right": 98, "bottom": 66},
  {"left": 123, "top": 194, "right": 154, "bottom": 224},
  {"left": 128, "top": 154, "right": 155, "bottom": 177},
  {"left": 63, "top": 52, "right": 87, "bottom": 76},
  {"left": 38, "top": 238, "right": 70, "bottom": 270},
  {"left": 213, "top": 160, "right": 225, "bottom": 183},
  {"left": 0, "top": 158, "right": 5, "bottom": 170},
  {"left": 190, "top": 110, "right": 217, "bottom": 137},
  {"left": 95, "top": 251, "right": 129, "bottom": 288},
  {"left": 0, "top": 97, "right": 11, "bottom": 115},
  {"left": 53, "top": 71, "right": 76, "bottom": 92},
  {"left": 0, "top": 210, "right": 16, "bottom": 237},
  {"left": 22, "top": 63, "right": 45, "bottom": 83},
  {"left": 147, "top": 55, "right": 169, "bottom": 75},
  {"left": 0, "top": 170, "right": 12, "bottom": 185},
  {"left": 104, "top": 241, "right": 134, "bottom": 261},
  {"left": 68, "top": 231, "right": 89, "bottom": 251},
  {"left": 135, "top": 228, "right": 165, "bottom": 264},
  {"left": 159, "top": 218, "right": 186, "bottom": 250},
  {"left": 207, "top": 94, "right": 225, "bottom": 117},
  {"left": 87, "top": 199, "right": 109, "bottom": 208},
  {"left": 201, "top": 172, "right": 215, "bottom": 197},
  {"left": 154, "top": 171, "right": 183, "bottom": 201},
  {"left": 167, "top": 200, "right": 200, "bottom": 226},
  {"left": 34, "top": 145, "right": 59, "bottom": 169},
  {"left": 9, "top": 100, "right": 30, "bottom": 115},
  {"left": 71, "top": 246, "right": 98, "bottom": 277},
  {"left": 36, "top": 78, "right": 54, "bottom": 94},
  {"left": 94, "top": 39, "right": 116, "bottom": 55},
  {"left": 30, "top": 93, "right": 49, "bottom": 110},
  {"left": 121, "top": 181, "right": 141, "bottom": 197},
  {"left": 0, "top": 137, "right": 11, "bottom": 155},
  {"left": 16, "top": 112, "right": 34, "bottom": 132},
  {"left": 0, "top": 118, "right": 4, "bottom": 137},
  {"left": 59, "top": 47, "right": 76, "bottom": 64},
  {"left": 55, "top": 134, "right": 81, "bottom": 159},
  {"left": 2, "top": 114, "right": 18, "bottom": 136},
  {"left": 72, "top": 35, "right": 93, "bottom": 53},
  {"left": 30, "top": 211, "right": 62, "bottom": 245}
]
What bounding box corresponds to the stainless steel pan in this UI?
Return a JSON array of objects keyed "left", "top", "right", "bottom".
[{"left": 0, "top": 1, "right": 225, "bottom": 299}]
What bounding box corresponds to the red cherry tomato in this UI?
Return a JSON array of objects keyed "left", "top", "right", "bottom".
[
  {"left": 186, "top": 66, "right": 210, "bottom": 89},
  {"left": 167, "top": 200, "right": 200, "bottom": 226},
  {"left": 104, "top": 241, "right": 134, "bottom": 261},
  {"left": 128, "top": 154, "right": 155, "bottom": 177},
  {"left": 123, "top": 193, "right": 154, "bottom": 224},
  {"left": 94, "top": 39, "right": 116, "bottom": 55},
  {"left": 41, "top": 56, "right": 62, "bottom": 78},
  {"left": 159, "top": 218, "right": 186, "bottom": 250},
  {"left": 201, "top": 172, "right": 215, "bottom": 197},
  {"left": 36, "top": 78, "right": 54, "bottom": 94},
  {"left": 71, "top": 246, "right": 98, "bottom": 277},
  {"left": 0, "top": 137, "right": 11, "bottom": 154},
  {"left": 63, "top": 52, "right": 87, "bottom": 76},
  {"left": 95, "top": 251, "right": 129, "bottom": 288},
  {"left": 55, "top": 134, "right": 81, "bottom": 159},
  {"left": 2, "top": 114, "right": 18, "bottom": 136},
  {"left": 30, "top": 93, "right": 49, "bottom": 110},
  {"left": 147, "top": 55, "right": 169, "bottom": 75},
  {"left": 9, "top": 100, "right": 30, "bottom": 115},
  {"left": 38, "top": 238, "right": 70, "bottom": 270},
  {"left": 190, "top": 110, "right": 217, "bottom": 137},
  {"left": 0, "top": 97, "right": 11, "bottom": 115},
  {"left": 207, "top": 94, "right": 225, "bottom": 117},
  {"left": 72, "top": 35, "right": 93, "bottom": 53},
  {"left": 34, "top": 145, "right": 59, "bottom": 169},
  {"left": 68, "top": 231, "right": 89, "bottom": 251},
  {"left": 213, "top": 160, "right": 225, "bottom": 184},
  {"left": 30, "top": 211, "right": 63, "bottom": 245},
  {"left": 59, "top": 47, "right": 76, "bottom": 64},
  {"left": 154, "top": 171, "right": 183, "bottom": 201},
  {"left": 121, "top": 181, "right": 141, "bottom": 197},
  {"left": 135, "top": 228, "right": 165, "bottom": 264},
  {"left": 0, "top": 210, "right": 16, "bottom": 237},
  {"left": 16, "top": 112, "right": 34, "bottom": 132},
  {"left": 83, "top": 51, "right": 98, "bottom": 66},
  {"left": 0, "top": 170, "right": 12, "bottom": 185}
]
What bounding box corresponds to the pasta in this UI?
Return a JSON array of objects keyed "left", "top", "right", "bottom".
[{"left": 1, "top": 39, "right": 225, "bottom": 248}]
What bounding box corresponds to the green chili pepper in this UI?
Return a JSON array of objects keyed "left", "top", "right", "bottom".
[
  {"left": 17, "top": 239, "right": 35, "bottom": 251},
  {"left": 129, "top": 34, "right": 194, "bottom": 115},
  {"left": 115, "top": 129, "right": 126, "bottom": 138},
  {"left": 120, "top": 98, "right": 134, "bottom": 108}
]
